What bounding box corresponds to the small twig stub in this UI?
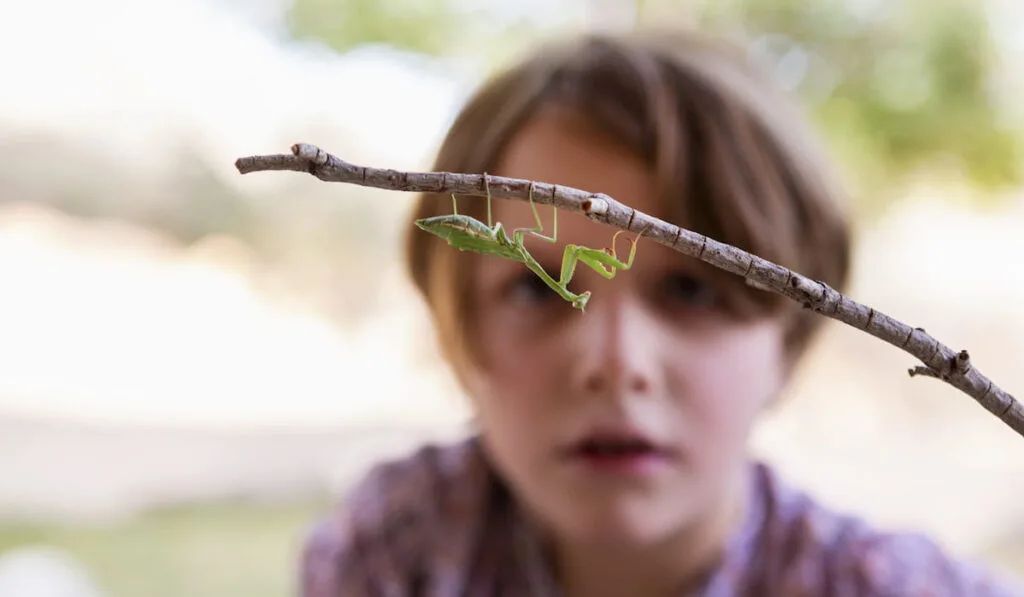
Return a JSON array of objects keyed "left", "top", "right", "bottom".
[{"left": 234, "top": 143, "right": 1024, "bottom": 440}]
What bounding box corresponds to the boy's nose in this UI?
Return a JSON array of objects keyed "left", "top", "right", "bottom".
[{"left": 569, "top": 292, "right": 661, "bottom": 399}]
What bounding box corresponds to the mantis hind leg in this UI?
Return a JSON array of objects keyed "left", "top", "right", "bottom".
[{"left": 483, "top": 172, "right": 493, "bottom": 228}]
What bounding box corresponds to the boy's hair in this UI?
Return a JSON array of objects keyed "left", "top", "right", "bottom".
[{"left": 404, "top": 28, "right": 851, "bottom": 384}]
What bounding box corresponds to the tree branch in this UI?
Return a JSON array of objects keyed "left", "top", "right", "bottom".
[{"left": 234, "top": 142, "right": 1024, "bottom": 440}]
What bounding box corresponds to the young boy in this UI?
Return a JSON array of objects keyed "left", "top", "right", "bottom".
[{"left": 300, "top": 28, "right": 1022, "bottom": 596}]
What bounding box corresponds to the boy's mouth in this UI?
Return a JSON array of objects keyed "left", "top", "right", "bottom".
[
  {"left": 575, "top": 435, "right": 657, "bottom": 456},
  {"left": 562, "top": 427, "right": 676, "bottom": 475}
]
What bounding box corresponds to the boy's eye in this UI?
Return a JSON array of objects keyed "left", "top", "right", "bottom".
[
  {"left": 504, "top": 271, "right": 560, "bottom": 304},
  {"left": 661, "top": 272, "right": 718, "bottom": 307}
]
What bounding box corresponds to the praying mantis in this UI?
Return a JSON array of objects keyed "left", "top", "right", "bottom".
[{"left": 414, "top": 175, "right": 645, "bottom": 312}]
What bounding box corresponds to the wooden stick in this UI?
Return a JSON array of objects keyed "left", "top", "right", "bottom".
[{"left": 235, "top": 142, "right": 1024, "bottom": 439}]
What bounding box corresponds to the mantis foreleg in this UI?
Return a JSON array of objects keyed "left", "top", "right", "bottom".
[
  {"left": 559, "top": 230, "right": 642, "bottom": 284},
  {"left": 518, "top": 228, "right": 645, "bottom": 311}
]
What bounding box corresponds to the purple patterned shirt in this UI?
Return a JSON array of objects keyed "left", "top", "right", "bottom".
[{"left": 300, "top": 436, "right": 1023, "bottom": 596}]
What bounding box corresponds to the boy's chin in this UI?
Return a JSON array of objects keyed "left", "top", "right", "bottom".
[{"left": 549, "top": 499, "right": 697, "bottom": 548}]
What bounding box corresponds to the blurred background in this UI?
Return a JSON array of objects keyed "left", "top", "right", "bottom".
[{"left": 2, "top": 0, "right": 1024, "bottom": 595}]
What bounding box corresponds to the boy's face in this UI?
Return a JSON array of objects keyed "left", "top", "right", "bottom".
[{"left": 461, "top": 106, "right": 790, "bottom": 549}]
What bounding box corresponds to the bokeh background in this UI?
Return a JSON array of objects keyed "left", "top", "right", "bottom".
[{"left": 2, "top": 0, "right": 1024, "bottom": 595}]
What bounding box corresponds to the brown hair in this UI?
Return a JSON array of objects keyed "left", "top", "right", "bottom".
[{"left": 404, "top": 28, "right": 851, "bottom": 383}]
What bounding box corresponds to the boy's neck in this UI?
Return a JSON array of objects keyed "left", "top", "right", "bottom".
[{"left": 542, "top": 468, "right": 751, "bottom": 597}]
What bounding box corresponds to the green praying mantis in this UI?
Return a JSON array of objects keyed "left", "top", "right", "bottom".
[{"left": 414, "top": 176, "right": 645, "bottom": 312}]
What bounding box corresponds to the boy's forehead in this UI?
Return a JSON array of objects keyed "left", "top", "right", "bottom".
[
  {"left": 488, "top": 112, "right": 668, "bottom": 245},
  {"left": 495, "top": 108, "right": 655, "bottom": 194}
]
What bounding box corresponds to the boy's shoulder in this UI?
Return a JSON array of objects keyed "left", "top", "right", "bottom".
[
  {"left": 333, "top": 435, "right": 489, "bottom": 530},
  {"left": 750, "top": 462, "right": 1023, "bottom": 596},
  {"left": 300, "top": 435, "right": 496, "bottom": 596}
]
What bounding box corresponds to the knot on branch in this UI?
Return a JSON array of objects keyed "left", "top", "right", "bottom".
[
  {"left": 789, "top": 276, "right": 840, "bottom": 314},
  {"left": 582, "top": 196, "right": 609, "bottom": 216},
  {"left": 293, "top": 143, "right": 327, "bottom": 164},
  {"left": 908, "top": 349, "right": 973, "bottom": 381}
]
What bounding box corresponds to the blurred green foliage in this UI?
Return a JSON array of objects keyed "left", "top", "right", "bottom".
[
  {"left": 288, "top": 0, "right": 1023, "bottom": 216},
  {"left": 287, "top": 0, "right": 472, "bottom": 56},
  {"left": 0, "top": 498, "right": 331, "bottom": 597},
  {"left": 686, "top": 0, "right": 1022, "bottom": 212},
  {"left": 285, "top": 0, "right": 543, "bottom": 71}
]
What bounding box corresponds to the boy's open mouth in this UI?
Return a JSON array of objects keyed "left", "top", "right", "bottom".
[
  {"left": 562, "top": 427, "right": 676, "bottom": 474},
  {"left": 575, "top": 435, "right": 658, "bottom": 457}
]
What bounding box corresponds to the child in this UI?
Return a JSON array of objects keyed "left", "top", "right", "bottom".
[{"left": 300, "top": 28, "right": 1022, "bottom": 596}]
